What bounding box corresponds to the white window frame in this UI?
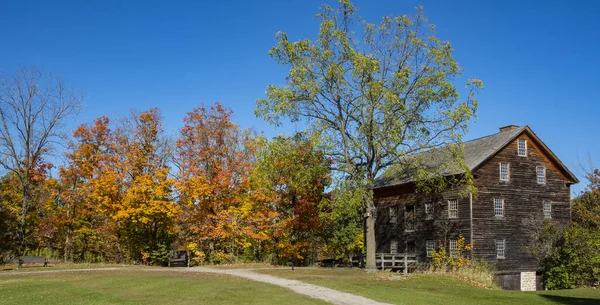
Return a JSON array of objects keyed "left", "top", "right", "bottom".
[
  {"left": 426, "top": 240, "right": 435, "bottom": 258},
  {"left": 537, "top": 166, "right": 546, "bottom": 185},
  {"left": 518, "top": 139, "right": 527, "bottom": 157},
  {"left": 449, "top": 239, "right": 458, "bottom": 257},
  {"left": 389, "top": 206, "right": 397, "bottom": 224},
  {"left": 496, "top": 239, "right": 506, "bottom": 259},
  {"left": 448, "top": 199, "right": 458, "bottom": 219},
  {"left": 425, "top": 203, "right": 433, "bottom": 220},
  {"left": 390, "top": 240, "right": 398, "bottom": 254},
  {"left": 543, "top": 200, "right": 552, "bottom": 219},
  {"left": 494, "top": 198, "right": 504, "bottom": 217},
  {"left": 499, "top": 162, "right": 510, "bottom": 182}
]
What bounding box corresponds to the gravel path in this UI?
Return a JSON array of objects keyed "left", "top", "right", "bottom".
[
  {"left": 1, "top": 266, "right": 393, "bottom": 305},
  {"left": 190, "top": 267, "right": 394, "bottom": 305}
]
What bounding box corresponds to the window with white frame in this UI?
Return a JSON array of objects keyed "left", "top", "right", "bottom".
[
  {"left": 426, "top": 240, "right": 435, "bottom": 257},
  {"left": 389, "top": 206, "right": 397, "bottom": 223},
  {"left": 448, "top": 199, "right": 458, "bottom": 219},
  {"left": 425, "top": 202, "right": 433, "bottom": 220},
  {"left": 537, "top": 166, "right": 546, "bottom": 185},
  {"left": 499, "top": 163, "right": 510, "bottom": 181},
  {"left": 496, "top": 239, "right": 506, "bottom": 259},
  {"left": 518, "top": 139, "right": 527, "bottom": 157},
  {"left": 449, "top": 239, "right": 458, "bottom": 257},
  {"left": 390, "top": 240, "right": 398, "bottom": 253},
  {"left": 494, "top": 198, "right": 504, "bottom": 217},
  {"left": 543, "top": 200, "right": 552, "bottom": 219}
]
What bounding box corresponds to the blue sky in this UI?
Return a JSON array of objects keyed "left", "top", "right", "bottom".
[{"left": 1, "top": 0, "right": 598, "bottom": 194}]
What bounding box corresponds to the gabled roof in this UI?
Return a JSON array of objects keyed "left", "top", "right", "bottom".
[{"left": 374, "top": 125, "right": 579, "bottom": 189}]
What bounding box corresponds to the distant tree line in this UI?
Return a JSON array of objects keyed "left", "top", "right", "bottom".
[{"left": 0, "top": 72, "right": 362, "bottom": 265}]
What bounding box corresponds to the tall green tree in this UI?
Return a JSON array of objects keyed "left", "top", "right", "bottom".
[
  {"left": 251, "top": 134, "right": 330, "bottom": 264},
  {"left": 256, "top": 1, "right": 481, "bottom": 268}
]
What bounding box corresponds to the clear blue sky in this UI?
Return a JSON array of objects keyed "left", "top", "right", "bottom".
[{"left": 1, "top": 0, "right": 598, "bottom": 194}]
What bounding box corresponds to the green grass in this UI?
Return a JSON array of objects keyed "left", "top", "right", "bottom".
[
  {"left": 0, "top": 269, "right": 328, "bottom": 305},
  {"left": 1, "top": 263, "right": 138, "bottom": 273},
  {"left": 259, "top": 268, "right": 600, "bottom": 305}
]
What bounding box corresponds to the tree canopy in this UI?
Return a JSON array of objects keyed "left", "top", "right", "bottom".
[{"left": 256, "top": 0, "right": 481, "bottom": 268}]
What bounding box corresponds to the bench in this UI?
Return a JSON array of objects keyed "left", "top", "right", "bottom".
[
  {"left": 18, "top": 256, "right": 48, "bottom": 267},
  {"left": 319, "top": 258, "right": 342, "bottom": 268}
]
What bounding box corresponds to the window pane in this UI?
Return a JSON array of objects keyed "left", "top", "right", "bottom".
[
  {"left": 494, "top": 198, "right": 504, "bottom": 217},
  {"left": 500, "top": 163, "right": 509, "bottom": 181},
  {"left": 448, "top": 199, "right": 458, "bottom": 219},
  {"left": 518, "top": 139, "right": 527, "bottom": 156},
  {"left": 496, "top": 239, "right": 505, "bottom": 258},
  {"left": 425, "top": 203, "right": 433, "bottom": 220},
  {"left": 537, "top": 166, "right": 546, "bottom": 184},
  {"left": 543, "top": 201, "right": 552, "bottom": 219},
  {"left": 426, "top": 240, "right": 434, "bottom": 257},
  {"left": 449, "top": 239, "right": 458, "bottom": 257}
]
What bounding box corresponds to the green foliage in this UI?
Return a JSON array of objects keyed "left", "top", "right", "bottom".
[
  {"left": 255, "top": 0, "right": 481, "bottom": 267},
  {"left": 538, "top": 169, "right": 600, "bottom": 289},
  {"left": 149, "top": 243, "right": 171, "bottom": 266},
  {"left": 543, "top": 225, "right": 600, "bottom": 289},
  {"left": 572, "top": 168, "right": 600, "bottom": 230},
  {"left": 251, "top": 133, "right": 331, "bottom": 264},
  {"left": 318, "top": 182, "right": 364, "bottom": 259}
]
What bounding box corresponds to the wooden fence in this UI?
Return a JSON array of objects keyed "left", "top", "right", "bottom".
[{"left": 351, "top": 253, "right": 418, "bottom": 274}]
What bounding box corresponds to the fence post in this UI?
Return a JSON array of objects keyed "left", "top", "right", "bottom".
[
  {"left": 403, "top": 253, "right": 408, "bottom": 275},
  {"left": 380, "top": 253, "right": 384, "bottom": 270}
]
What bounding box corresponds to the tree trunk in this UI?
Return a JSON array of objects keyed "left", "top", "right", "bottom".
[
  {"left": 364, "top": 189, "right": 376, "bottom": 270},
  {"left": 18, "top": 182, "right": 31, "bottom": 258}
]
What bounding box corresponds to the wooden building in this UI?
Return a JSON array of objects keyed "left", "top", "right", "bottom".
[{"left": 373, "top": 125, "right": 578, "bottom": 289}]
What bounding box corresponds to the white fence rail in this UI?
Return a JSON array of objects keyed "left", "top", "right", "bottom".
[{"left": 351, "top": 253, "right": 418, "bottom": 274}]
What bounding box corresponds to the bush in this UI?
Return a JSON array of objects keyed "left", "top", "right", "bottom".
[
  {"left": 542, "top": 225, "right": 600, "bottom": 289},
  {"left": 431, "top": 235, "right": 472, "bottom": 269},
  {"left": 424, "top": 235, "right": 497, "bottom": 289},
  {"left": 149, "top": 244, "right": 171, "bottom": 266}
]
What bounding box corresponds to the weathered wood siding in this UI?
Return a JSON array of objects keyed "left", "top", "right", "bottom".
[
  {"left": 374, "top": 184, "right": 472, "bottom": 261},
  {"left": 374, "top": 131, "right": 573, "bottom": 273},
  {"left": 471, "top": 133, "right": 571, "bottom": 272}
]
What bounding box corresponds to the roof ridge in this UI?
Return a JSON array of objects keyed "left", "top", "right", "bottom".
[{"left": 462, "top": 125, "right": 525, "bottom": 144}]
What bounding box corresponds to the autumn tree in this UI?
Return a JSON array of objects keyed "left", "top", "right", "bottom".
[
  {"left": 107, "top": 108, "right": 178, "bottom": 263},
  {"left": 0, "top": 173, "right": 25, "bottom": 255},
  {"left": 256, "top": 1, "right": 481, "bottom": 268},
  {"left": 55, "top": 116, "right": 113, "bottom": 261},
  {"left": 175, "top": 103, "right": 255, "bottom": 262},
  {"left": 251, "top": 134, "right": 330, "bottom": 264},
  {"left": 0, "top": 67, "right": 81, "bottom": 257}
]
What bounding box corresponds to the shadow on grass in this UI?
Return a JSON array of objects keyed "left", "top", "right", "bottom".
[{"left": 539, "top": 295, "right": 600, "bottom": 305}]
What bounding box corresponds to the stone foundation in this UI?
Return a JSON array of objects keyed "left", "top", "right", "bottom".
[{"left": 520, "top": 272, "right": 536, "bottom": 291}]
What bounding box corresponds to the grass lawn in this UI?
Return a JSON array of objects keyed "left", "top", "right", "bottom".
[
  {"left": 0, "top": 269, "right": 328, "bottom": 305},
  {"left": 259, "top": 268, "right": 600, "bottom": 305},
  {"left": 1, "top": 263, "right": 139, "bottom": 273}
]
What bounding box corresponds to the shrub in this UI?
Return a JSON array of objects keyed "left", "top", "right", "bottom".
[
  {"left": 149, "top": 244, "right": 171, "bottom": 266},
  {"left": 431, "top": 235, "right": 472, "bottom": 269},
  {"left": 542, "top": 225, "right": 600, "bottom": 289}
]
